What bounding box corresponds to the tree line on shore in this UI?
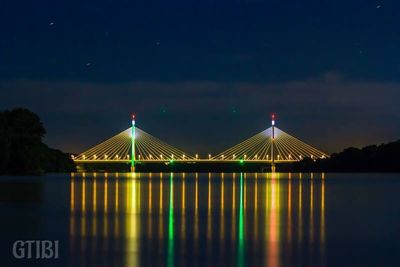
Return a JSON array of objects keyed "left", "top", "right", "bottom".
[
  {"left": 0, "top": 108, "right": 75, "bottom": 174},
  {"left": 290, "top": 139, "right": 400, "bottom": 172}
]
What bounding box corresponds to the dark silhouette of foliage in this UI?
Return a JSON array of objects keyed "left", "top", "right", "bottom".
[
  {"left": 290, "top": 140, "right": 400, "bottom": 172},
  {"left": 0, "top": 108, "right": 75, "bottom": 174}
]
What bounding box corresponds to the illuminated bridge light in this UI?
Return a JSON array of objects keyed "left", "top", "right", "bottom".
[
  {"left": 182, "top": 154, "right": 185, "bottom": 160},
  {"left": 221, "top": 155, "right": 225, "bottom": 160},
  {"left": 82, "top": 155, "right": 86, "bottom": 159},
  {"left": 208, "top": 154, "right": 211, "bottom": 160},
  {"left": 160, "top": 154, "right": 163, "bottom": 159},
  {"left": 138, "top": 155, "right": 141, "bottom": 159},
  {"left": 195, "top": 154, "right": 198, "bottom": 159},
  {"left": 127, "top": 155, "right": 129, "bottom": 159},
  {"left": 244, "top": 155, "right": 247, "bottom": 159},
  {"left": 104, "top": 155, "right": 108, "bottom": 159},
  {"left": 94, "top": 155, "right": 97, "bottom": 159}
]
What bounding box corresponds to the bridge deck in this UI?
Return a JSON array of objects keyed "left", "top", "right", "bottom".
[{"left": 74, "top": 159, "right": 298, "bottom": 164}]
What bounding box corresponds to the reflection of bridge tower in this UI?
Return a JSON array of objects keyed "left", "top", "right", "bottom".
[{"left": 69, "top": 172, "right": 327, "bottom": 266}]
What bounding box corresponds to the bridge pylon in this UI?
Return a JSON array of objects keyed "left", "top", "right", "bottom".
[
  {"left": 73, "top": 118, "right": 195, "bottom": 165},
  {"left": 271, "top": 114, "right": 276, "bottom": 172},
  {"left": 131, "top": 114, "right": 136, "bottom": 172},
  {"left": 212, "top": 115, "right": 329, "bottom": 165}
]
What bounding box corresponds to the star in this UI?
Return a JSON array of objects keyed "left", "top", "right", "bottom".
[
  {"left": 376, "top": 5, "right": 381, "bottom": 9},
  {"left": 49, "top": 22, "right": 55, "bottom": 26}
]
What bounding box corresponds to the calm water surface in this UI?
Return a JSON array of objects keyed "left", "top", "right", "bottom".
[{"left": 1, "top": 172, "right": 400, "bottom": 267}]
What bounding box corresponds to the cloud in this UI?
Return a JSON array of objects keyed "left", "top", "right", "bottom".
[
  {"left": 1, "top": 77, "right": 398, "bottom": 112},
  {"left": 0, "top": 76, "right": 399, "bottom": 154}
]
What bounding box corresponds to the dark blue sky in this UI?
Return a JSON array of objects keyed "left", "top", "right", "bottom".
[{"left": 1, "top": 0, "right": 399, "bottom": 155}]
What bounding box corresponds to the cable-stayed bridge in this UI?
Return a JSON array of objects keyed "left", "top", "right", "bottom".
[
  {"left": 73, "top": 127, "right": 196, "bottom": 163},
  {"left": 73, "top": 115, "right": 328, "bottom": 169}
]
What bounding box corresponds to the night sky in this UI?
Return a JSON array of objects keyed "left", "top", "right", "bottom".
[{"left": 1, "top": 0, "right": 400, "bottom": 155}]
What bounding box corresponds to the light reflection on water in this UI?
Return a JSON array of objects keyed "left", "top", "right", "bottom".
[{"left": 69, "top": 172, "right": 326, "bottom": 267}]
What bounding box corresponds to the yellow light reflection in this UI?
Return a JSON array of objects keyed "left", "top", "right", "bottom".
[
  {"left": 181, "top": 173, "right": 186, "bottom": 241},
  {"left": 103, "top": 179, "right": 108, "bottom": 238},
  {"left": 288, "top": 173, "right": 292, "bottom": 243},
  {"left": 92, "top": 179, "right": 97, "bottom": 237},
  {"left": 148, "top": 175, "right": 152, "bottom": 239},
  {"left": 66, "top": 171, "right": 329, "bottom": 267},
  {"left": 125, "top": 173, "right": 140, "bottom": 267},
  {"left": 254, "top": 174, "right": 258, "bottom": 246},
  {"left": 149, "top": 174, "right": 152, "bottom": 214},
  {"left": 321, "top": 177, "right": 325, "bottom": 244},
  {"left": 195, "top": 173, "right": 199, "bottom": 213},
  {"left": 207, "top": 172, "right": 212, "bottom": 247},
  {"left": 82, "top": 177, "right": 86, "bottom": 213},
  {"left": 71, "top": 178, "right": 75, "bottom": 212},
  {"left": 81, "top": 178, "right": 86, "bottom": 238},
  {"left": 298, "top": 174, "right": 303, "bottom": 243},
  {"left": 159, "top": 172, "right": 164, "bottom": 243},
  {"left": 194, "top": 172, "right": 199, "bottom": 252},
  {"left": 115, "top": 178, "right": 119, "bottom": 238},
  {"left": 69, "top": 178, "right": 75, "bottom": 238},
  {"left": 104, "top": 178, "right": 108, "bottom": 212},
  {"left": 159, "top": 173, "right": 163, "bottom": 215},
  {"left": 93, "top": 179, "right": 97, "bottom": 213},
  {"left": 182, "top": 173, "right": 186, "bottom": 212},
  {"left": 310, "top": 176, "right": 314, "bottom": 244},
  {"left": 220, "top": 173, "right": 225, "bottom": 242},
  {"left": 267, "top": 172, "right": 280, "bottom": 267},
  {"left": 115, "top": 177, "right": 119, "bottom": 213}
]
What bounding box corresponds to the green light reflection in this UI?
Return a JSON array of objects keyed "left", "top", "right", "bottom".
[
  {"left": 238, "top": 173, "right": 245, "bottom": 267},
  {"left": 167, "top": 173, "right": 174, "bottom": 267}
]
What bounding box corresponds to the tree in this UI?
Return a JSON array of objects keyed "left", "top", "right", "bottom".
[{"left": 0, "top": 108, "right": 75, "bottom": 174}]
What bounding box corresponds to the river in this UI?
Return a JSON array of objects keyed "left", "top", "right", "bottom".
[{"left": 1, "top": 172, "right": 399, "bottom": 266}]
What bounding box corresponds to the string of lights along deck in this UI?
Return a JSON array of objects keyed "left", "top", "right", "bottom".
[{"left": 73, "top": 114, "right": 329, "bottom": 164}]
